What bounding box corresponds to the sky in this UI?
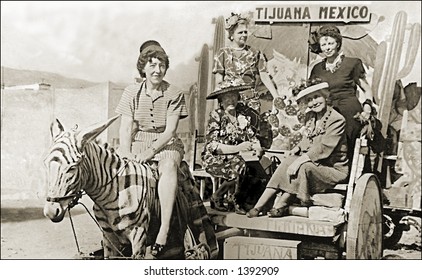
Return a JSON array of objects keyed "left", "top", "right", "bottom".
[{"left": 1, "top": 1, "right": 421, "bottom": 85}]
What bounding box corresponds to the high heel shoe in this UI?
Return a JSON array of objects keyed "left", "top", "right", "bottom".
[
  {"left": 150, "top": 243, "right": 165, "bottom": 259},
  {"left": 234, "top": 203, "right": 247, "bottom": 215},
  {"left": 210, "top": 196, "right": 228, "bottom": 212},
  {"left": 246, "top": 208, "right": 261, "bottom": 218},
  {"left": 268, "top": 205, "right": 289, "bottom": 218}
]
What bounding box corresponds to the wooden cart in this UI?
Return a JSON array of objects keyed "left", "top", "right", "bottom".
[{"left": 188, "top": 5, "right": 420, "bottom": 259}]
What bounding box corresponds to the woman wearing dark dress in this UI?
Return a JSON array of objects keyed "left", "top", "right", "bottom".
[{"left": 309, "top": 25, "right": 375, "bottom": 160}]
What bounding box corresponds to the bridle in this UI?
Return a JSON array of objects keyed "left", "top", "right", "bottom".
[
  {"left": 45, "top": 153, "right": 86, "bottom": 207},
  {"left": 46, "top": 157, "right": 130, "bottom": 207},
  {"left": 46, "top": 192, "right": 84, "bottom": 205},
  {"left": 45, "top": 157, "right": 131, "bottom": 258}
]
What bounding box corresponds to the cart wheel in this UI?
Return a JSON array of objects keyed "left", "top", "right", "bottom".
[
  {"left": 346, "top": 174, "right": 383, "bottom": 259},
  {"left": 382, "top": 214, "right": 404, "bottom": 249}
]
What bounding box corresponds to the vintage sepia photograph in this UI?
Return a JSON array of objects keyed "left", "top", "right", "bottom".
[{"left": 1, "top": 0, "right": 420, "bottom": 273}]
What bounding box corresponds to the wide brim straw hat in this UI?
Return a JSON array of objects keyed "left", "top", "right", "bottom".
[
  {"left": 206, "top": 84, "right": 252, "bottom": 100},
  {"left": 295, "top": 82, "right": 329, "bottom": 102}
]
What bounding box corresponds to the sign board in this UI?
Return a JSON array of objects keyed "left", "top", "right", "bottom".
[
  {"left": 224, "top": 236, "right": 301, "bottom": 259},
  {"left": 254, "top": 4, "right": 371, "bottom": 23}
]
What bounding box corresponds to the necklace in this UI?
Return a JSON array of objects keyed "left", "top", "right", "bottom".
[
  {"left": 305, "top": 107, "right": 332, "bottom": 142},
  {"left": 231, "top": 45, "right": 245, "bottom": 51},
  {"left": 324, "top": 54, "right": 344, "bottom": 73}
]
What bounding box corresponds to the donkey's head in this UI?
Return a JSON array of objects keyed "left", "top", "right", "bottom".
[{"left": 43, "top": 115, "right": 120, "bottom": 222}]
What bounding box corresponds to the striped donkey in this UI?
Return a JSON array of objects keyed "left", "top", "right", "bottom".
[{"left": 43, "top": 115, "right": 217, "bottom": 259}]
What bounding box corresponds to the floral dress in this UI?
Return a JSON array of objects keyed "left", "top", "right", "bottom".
[
  {"left": 201, "top": 103, "right": 260, "bottom": 181},
  {"left": 213, "top": 45, "right": 266, "bottom": 89}
]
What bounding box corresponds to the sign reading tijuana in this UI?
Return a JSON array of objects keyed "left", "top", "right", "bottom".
[{"left": 254, "top": 5, "right": 371, "bottom": 23}]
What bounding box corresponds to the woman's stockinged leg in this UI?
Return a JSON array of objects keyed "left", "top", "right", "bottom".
[
  {"left": 253, "top": 188, "right": 278, "bottom": 210},
  {"left": 273, "top": 192, "right": 293, "bottom": 208},
  {"left": 156, "top": 158, "right": 179, "bottom": 245}
]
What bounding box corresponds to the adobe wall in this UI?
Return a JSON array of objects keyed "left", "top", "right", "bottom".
[{"left": 1, "top": 84, "right": 113, "bottom": 202}]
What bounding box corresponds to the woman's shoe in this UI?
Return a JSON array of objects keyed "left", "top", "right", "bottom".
[
  {"left": 246, "top": 208, "right": 261, "bottom": 218},
  {"left": 210, "top": 196, "right": 228, "bottom": 212},
  {"left": 226, "top": 194, "right": 235, "bottom": 212},
  {"left": 234, "top": 204, "right": 247, "bottom": 215},
  {"left": 268, "top": 205, "right": 289, "bottom": 218},
  {"left": 150, "top": 243, "right": 165, "bottom": 259}
]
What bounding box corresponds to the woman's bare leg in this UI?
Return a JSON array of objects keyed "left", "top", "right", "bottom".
[{"left": 155, "top": 158, "right": 178, "bottom": 245}]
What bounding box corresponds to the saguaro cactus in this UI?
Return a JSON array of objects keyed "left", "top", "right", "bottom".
[{"left": 374, "top": 11, "right": 421, "bottom": 137}]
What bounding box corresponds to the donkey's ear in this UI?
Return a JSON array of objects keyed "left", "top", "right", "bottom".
[
  {"left": 50, "top": 119, "right": 65, "bottom": 139},
  {"left": 76, "top": 115, "right": 120, "bottom": 149}
]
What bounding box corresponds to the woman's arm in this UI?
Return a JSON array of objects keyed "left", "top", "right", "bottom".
[
  {"left": 118, "top": 114, "right": 134, "bottom": 158},
  {"left": 358, "top": 78, "right": 376, "bottom": 115},
  {"left": 214, "top": 141, "right": 254, "bottom": 155}
]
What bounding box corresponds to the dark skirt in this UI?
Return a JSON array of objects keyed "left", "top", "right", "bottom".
[
  {"left": 331, "top": 95, "right": 363, "bottom": 160},
  {"left": 267, "top": 155, "right": 348, "bottom": 204}
]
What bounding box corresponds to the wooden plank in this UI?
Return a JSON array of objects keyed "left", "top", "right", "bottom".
[
  {"left": 224, "top": 236, "right": 301, "bottom": 260},
  {"left": 208, "top": 208, "right": 341, "bottom": 237},
  {"left": 301, "top": 241, "right": 340, "bottom": 260}
]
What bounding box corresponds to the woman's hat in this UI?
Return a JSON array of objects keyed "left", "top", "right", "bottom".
[
  {"left": 139, "top": 40, "right": 166, "bottom": 55},
  {"left": 295, "top": 82, "right": 329, "bottom": 102},
  {"left": 225, "top": 13, "right": 249, "bottom": 31},
  {"left": 206, "top": 84, "right": 252, "bottom": 100},
  {"left": 207, "top": 79, "right": 252, "bottom": 100}
]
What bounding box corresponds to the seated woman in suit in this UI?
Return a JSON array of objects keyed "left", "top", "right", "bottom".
[{"left": 247, "top": 80, "right": 349, "bottom": 218}]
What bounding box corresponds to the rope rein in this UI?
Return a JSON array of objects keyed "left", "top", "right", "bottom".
[{"left": 66, "top": 159, "right": 130, "bottom": 258}]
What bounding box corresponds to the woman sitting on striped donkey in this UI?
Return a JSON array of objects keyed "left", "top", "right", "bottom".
[{"left": 116, "top": 40, "right": 188, "bottom": 258}]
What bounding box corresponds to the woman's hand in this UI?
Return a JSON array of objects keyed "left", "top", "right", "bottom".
[
  {"left": 361, "top": 103, "right": 372, "bottom": 120},
  {"left": 252, "top": 142, "right": 263, "bottom": 157},
  {"left": 287, "top": 154, "right": 310, "bottom": 176},
  {"left": 288, "top": 146, "right": 301, "bottom": 156},
  {"left": 237, "top": 141, "right": 254, "bottom": 153},
  {"left": 136, "top": 148, "right": 155, "bottom": 163}
]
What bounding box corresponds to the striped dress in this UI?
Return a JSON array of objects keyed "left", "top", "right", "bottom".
[{"left": 115, "top": 80, "right": 188, "bottom": 163}]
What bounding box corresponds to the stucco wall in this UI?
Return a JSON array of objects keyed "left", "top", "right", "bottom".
[{"left": 1, "top": 83, "right": 119, "bottom": 201}]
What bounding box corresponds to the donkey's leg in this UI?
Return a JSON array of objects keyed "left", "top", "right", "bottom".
[
  {"left": 130, "top": 224, "right": 149, "bottom": 259},
  {"left": 102, "top": 231, "right": 124, "bottom": 259}
]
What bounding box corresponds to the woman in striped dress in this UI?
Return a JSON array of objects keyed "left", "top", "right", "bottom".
[{"left": 115, "top": 40, "right": 188, "bottom": 258}]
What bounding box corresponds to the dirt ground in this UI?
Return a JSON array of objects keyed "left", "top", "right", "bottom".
[{"left": 1, "top": 198, "right": 421, "bottom": 260}]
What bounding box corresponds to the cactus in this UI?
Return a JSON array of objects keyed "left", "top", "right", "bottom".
[
  {"left": 371, "top": 41, "right": 387, "bottom": 104},
  {"left": 197, "top": 44, "right": 209, "bottom": 138},
  {"left": 397, "top": 23, "right": 421, "bottom": 79},
  {"left": 211, "top": 16, "right": 225, "bottom": 92},
  {"left": 376, "top": 11, "right": 421, "bottom": 137}
]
